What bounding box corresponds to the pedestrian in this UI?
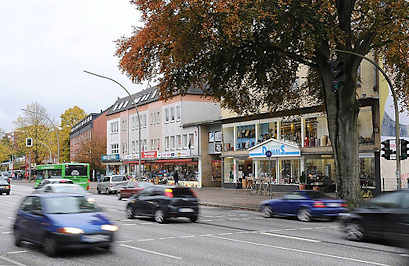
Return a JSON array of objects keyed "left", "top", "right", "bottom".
[{"left": 174, "top": 170, "right": 179, "bottom": 186}]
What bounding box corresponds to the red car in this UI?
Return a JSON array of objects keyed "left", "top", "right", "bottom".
[{"left": 117, "top": 182, "right": 154, "bottom": 200}]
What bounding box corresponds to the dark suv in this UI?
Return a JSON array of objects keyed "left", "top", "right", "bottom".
[{"left": 126, "top": 186, "right": 199, "bottom": 223}]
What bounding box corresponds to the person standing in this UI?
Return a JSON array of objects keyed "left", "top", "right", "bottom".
[{"left": 174, "top": 170, "right": 179, "bottom": 186}]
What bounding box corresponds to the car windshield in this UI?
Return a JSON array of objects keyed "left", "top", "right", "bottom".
[
  {"left": 304, "top": 191, "right": 330, "bottom": 199},
  {"left": 53, "top": 186, "right": 84, "bottom": 194},
  {"left": 112, "top": 176, "right": 124, "bottom": 182},
  {"left": 0, "top": 177, "right": 8, "bottom": 184},
  {"left": 44, "top": 196, "right": 100, "bottom": 214}
]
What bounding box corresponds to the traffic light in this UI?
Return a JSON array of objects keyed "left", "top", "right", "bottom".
[
  {"left": 330, "top": 59, "right": 345, "bottom": 93},
  {"left": 25, "top": 138, "right": 33, "bottom": 147},
  {"left": 381, "top": 139, "right": 392, "bottom": 160},
  {"left": 401, "top": 139, "right": 409, "bottom": 160}
]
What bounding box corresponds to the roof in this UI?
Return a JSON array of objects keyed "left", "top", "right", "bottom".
[
  {"left": 106, "top": 85, "right": 206, "bottom": 116},
  {"left": 30, "top": 193, "right": 85, "bottom": 198}
]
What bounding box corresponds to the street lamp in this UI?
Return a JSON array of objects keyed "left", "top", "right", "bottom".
[
  {"left": 21, "top": 108, "right": 60, "bottom": 164},
  {"left": 83, "top": 70, "right": 142, "bottom": 178},
  {"left": 334, "top": 49, "right": 402, "bottom": 190}
]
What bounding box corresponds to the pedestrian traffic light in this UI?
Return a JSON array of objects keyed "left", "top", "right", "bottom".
[
  {"left": 330, "top": 59, "right": 345, "bottom": 93},
  {"left": 25, "top": 138, "right": 33, "bottom": 147},
  {"left": 381, "top": 139, "right": 392, "bottom": 160},
  {"left": 401, "top": 139, "right": 409, "bottom": 160}
]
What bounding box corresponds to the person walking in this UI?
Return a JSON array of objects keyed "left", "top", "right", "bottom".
[{"left": 174, "top": 170, "right": 179, "bottom": 186}]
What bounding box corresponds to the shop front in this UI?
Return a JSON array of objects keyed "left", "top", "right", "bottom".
[{"left": 101, "top": 154, "right": 123, "bottom": 175}]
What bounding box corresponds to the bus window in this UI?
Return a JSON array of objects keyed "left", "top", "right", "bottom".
[{"left": 65, "top": 165, "right": 87, "bottom": 177}]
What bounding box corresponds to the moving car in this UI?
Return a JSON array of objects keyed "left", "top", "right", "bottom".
[
  {"left": 260, "top": 190, "right": 347, "bottom": 222},
  {"left": 35, "top": 184, "right": 88, "bottom": 196},
  {"left": 117, "top": 181, "right": 153, "bottom": 200},
  {"left": 126, "top": 186, "right": 199, "bottom": 223},
  {"left": 97, "top": 175, "right": 128, "bottom": 194},
  {"left": 34, "top": 178, "right": 73, "bottom": 189},
  {"left": 13, "top": 193, "right": 118, "bottom": 257},
  {"left": 340, "top": 190, "right": 409, "bottom": 247},
  {"left": 0, "top": 176, "right": 10, "bottom": 195}
]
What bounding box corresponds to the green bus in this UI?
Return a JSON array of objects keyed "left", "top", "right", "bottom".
[{"left": 34, "top": 163, "right": 90, "bottom": 190}]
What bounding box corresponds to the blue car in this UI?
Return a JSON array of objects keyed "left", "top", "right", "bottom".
[
  {"left": 13, "top": 193, "right": 118, "bottom": 257},
  {"left": 260, "top": 190, "right": 347, "bottom": 222}
]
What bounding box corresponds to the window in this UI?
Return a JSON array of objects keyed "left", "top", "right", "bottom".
[
  {"left": 121, "top": 119, "right": 127, "bottom": 131},
  {"left": 150, "top": 113, "right": 153, "bottom": 125},
  {"left": 111, "top": 144, "right": 119, "bottom": 154},
  {"left": 165, "top": 108, "right": 169, "bottom": 123},
  {"left": 170, "top": 136, "right": 175, "bottom": 150},
  {"left": 132, "top": 141, "right": 135, "bottom": 153},
  {"left": 150, "top": 139, "right": 154, "bottom": 150},
  {"left": 177, "top": 135, "right": 181, "bottom": 150},
  {"left": 176, "top": 105, "right": 181, "bottom": 121},
  {"left": 170, "top": 107, "right": 175, "bottom": 122},
  {"left": 143, "top": 114, "right": 147, "bottom": 128},
  {"left": 110, "top": 121, "right": 118, "bottom": 133},
  {"left": 20, "top": 197, "right": 33, "bottom": 212},
  {"left": 157, "top": 138, "right": 160, "bottom": 150},
  {"left": 157, "top": 111, "right": 161, "bottom": 125},
  {"left": 188, "top": 133, "right": 194, "bottom": 149},
  {"left": 165, "top": 137, "right": 169, "bottom": 150},
  {"left": 182, "top": 134, "right": 188, "bottom": 149},
  {"left": 143, "top": 139, "right": 147, "bottom": 151},
  {"left": 135, "top": 141, "right": 138, "bottom": 152}
]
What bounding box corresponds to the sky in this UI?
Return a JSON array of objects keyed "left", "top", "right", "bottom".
[{"left": 0, "top": 0, "right": 146, "bottom": 131}]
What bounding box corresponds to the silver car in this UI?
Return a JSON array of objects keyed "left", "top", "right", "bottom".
[
  {"left": 36, "top": 183, "right": 88, "bottom": 195},
  {"left": 97, "top": 175, "right": 128, "bottom": 194}
]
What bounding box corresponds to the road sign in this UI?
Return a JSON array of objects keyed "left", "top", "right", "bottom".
[{"left": 265, "top": 150, "right": 272, "bottom": 157}]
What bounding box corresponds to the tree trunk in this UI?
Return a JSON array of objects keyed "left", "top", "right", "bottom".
[{"left": 320, "top": 63, "right": 360, "bottom": 203}]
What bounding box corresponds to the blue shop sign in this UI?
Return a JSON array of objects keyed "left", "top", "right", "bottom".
[
  {"left": 101, "top": 154, "right": 120, "bottom": 162},
  {"left": 249, "top": 139, "right": 300, "bottom": 158}
]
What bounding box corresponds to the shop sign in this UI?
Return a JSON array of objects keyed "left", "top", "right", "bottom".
[
  {"left": 215, "top": 143, "right": 222, "bottom": 153},
  {"left": 142, "top": 151, "right": 157, "bottom": 159},
  {"left": 101, "top": 154, "right": 120, "bottom": 162},
  {"left": 249, "top": 139, "right": 300, "bottom": 158},
  {"left": 208, "top": 132, "right": 215, "bottom": 142},
  {"left": 160, "top": 150, "right": 190, "bottom": 158},
  {"left": 215, "top": 131, "right": 222, "bottom": 142}
]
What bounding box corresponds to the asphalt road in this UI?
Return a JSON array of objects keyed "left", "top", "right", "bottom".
[{"left": 0, "top": 183, "right": 407, "bottom": 266}]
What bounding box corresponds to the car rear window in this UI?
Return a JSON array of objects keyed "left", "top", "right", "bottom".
[
  {"left": 54, "top": 186, "right": 84, "bottom": 194},
  {"left": 172, "top": 188, "right": 195, "bottom": 198},
  {"left": 111, "top": 176, "right": 125, "bottom": 182}
]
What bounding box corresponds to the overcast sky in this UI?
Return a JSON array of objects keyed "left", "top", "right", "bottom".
[{"left": 0, "top": 1, "right": 146, "bottom": 131}]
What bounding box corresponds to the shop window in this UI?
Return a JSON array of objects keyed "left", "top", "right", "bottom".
[
  {"left": 170, "top": 136, "right": 175, "bottom": 150},
  {"left": 170, "top": 107, "right": 175, "bottom": 122},
  {"left": 258, "top": 122, "right": 277, "bottom": 144},
  {"left": 176, "top": 135, "right": 181, "bottom": 150},
  {"left": 236, "top": 125, "right": 256, "bottom": 150},
  {"left": 176, "top": 105, "right": 181, "bottom": 121},
  {"left": 223, "top": 158, "right": 234, "bottom": 184},
  {"left": 305, "top": 157, "right": 336, "bottom": 192},
  {"left": 280, "top": 120, "right": 301, "bottom": 145},
  {"left": 165, "top": 137, "right": 169, "bottom": 151},
  {"left": 182, "top": 134, "right": 188, "bottom": 149},
  {"left": 304, "top": 117, "right": 331, "bottom": 147},
  {"left": 165, "top": 108, "right": 169, "bottom": 123},
  {"left": 111, "top": 144, "right": 119, "bottom": 154},
  {"left": 223, "top": 127, "right": 234, "bottom": 151}
]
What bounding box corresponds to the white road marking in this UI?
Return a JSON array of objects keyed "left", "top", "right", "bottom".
[
  {"left": 120, "top": 244, "right": 182, "bottom": 260},
  {"left": 0, "top": 256, "right": 27, "bottom": 266},
  {"left": 283, "top": 228, "right": 297, "bottom": 231},
  {"left": 199, "top": 234, "right": 215, "bottom": 237},
  {"left": 137, "top": 238, "right": 155, "bottom": 242},
  {"left": 208, "top": 236, "right": 391, "bottom": 266},
  {"left": 117, "top": 240, "right": 133, "bottom": 243},
  {"left": 1, "top": 232, "right": 11, "bottom": 234},
  {"left": 122, "top": 224, "right": 136, "bottom": 226},
  {"left": 7, "top": 251, "right": 27, "bottom": 255},
  {"left": 202, "top": 220, "right": 214, "bottom": 222},
  {"left": 179, "top": 235, "right": 195, "bottom": 238},
  {"left": 218, "top": 233, "right": 233, "bottom": 236},
  {"left": 158, "top": 237, "right": 177, "bottom": 240},
  {"left": 300, "top": 227, "right": 313, "bottom": 230},
  {"left": 120, "top": 219, "right": 134, "bottom": 222},
  {"left": 261, "top": 232, "right": 321, "bottom": 243},
  {"left": 140, "top": 222, "right": 155, "bottom": 225}
]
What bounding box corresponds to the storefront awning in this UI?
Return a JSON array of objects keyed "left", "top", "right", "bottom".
[{"left": 249, "top": 138, "right": 301, "bottom": 158}]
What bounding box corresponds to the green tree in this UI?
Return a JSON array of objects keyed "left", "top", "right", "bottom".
[
  {"left": 60, "top": 106, "right": 87, "bottom": 162},
  {"left": 116, "top": 0, "right": 409, "bottom": 202}
]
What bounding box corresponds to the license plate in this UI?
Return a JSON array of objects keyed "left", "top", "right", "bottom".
[
  {"left": 179, "top": 208, "right": 193, "bottom": 213},
  {"left": 328, "top": 203, "right": 340, "bottom": 207},
  {"left": 82, "top": 234, "right": 110, "bottom": 243}
]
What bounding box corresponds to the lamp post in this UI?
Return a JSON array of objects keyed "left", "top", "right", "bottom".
[
  {"left": 334, "top": 49, "right": 401, "bottom": 190},
  {"left": 83, "top": 70, "right": 142, "bottom": 178},
  {"left": 21, "top": 108, "right": 60, "bottom": 164}
]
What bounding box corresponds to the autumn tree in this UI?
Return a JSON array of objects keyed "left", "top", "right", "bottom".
[
  {"left": 73, "top": 137, "right": 106, "bottom": 176},
  {"left": 116, "top": 0, "right": 409, "bottom": 202},
  {"left": 60, "top": 106, "right": 87, "bottom": 163},
  {"left": 15, "top": 103, "right": 55, "bottom": 165},
  {"left": 0, "top": 129, "right": 11, "bottom": 163}
]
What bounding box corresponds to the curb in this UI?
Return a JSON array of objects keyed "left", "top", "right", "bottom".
[{"left": 199, "top": 202, "right": 259, "bottom": 212}]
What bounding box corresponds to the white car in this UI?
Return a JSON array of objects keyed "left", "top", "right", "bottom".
[
  {"left": 34, "top": 178, "right": 73, "bottom": 189},
  {"left": 35, "top": 183, "right": 89, "bottom": 196}
]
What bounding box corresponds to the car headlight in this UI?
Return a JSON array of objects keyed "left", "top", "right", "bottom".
[
  {"left": 87, "top": 197, "right": 96, "bottom": 203},
  {"left": 57, "top": 227, "right": 84, "bottom": 234},
  {"left": 101, "top": 224, "right": 118, "bottom": 232}
]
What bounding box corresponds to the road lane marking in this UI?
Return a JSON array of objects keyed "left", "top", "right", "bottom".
[
  {"left": 199, "top": 234, "right": 215, "bottom": 237},
  {"left": 7, "top": 251, "right": 27, "bottom": 255},
  {"left": 137, "top": 238, "right": 154, "bottom": 242},
  {"left": 158, "top": 237, "right": 177, "bottom": 240},
  {"left": 261, "top": 232, "right": 321, "bottom": 243},
  {"left": 122, "top": 224, "right": 136, "bottom": 226},
  {"left": 120, "top": 244, "right": 182, "bottom": 260},
  {"left": 179, "top": 235, "right": 195, "bottom": 238},
  {"left": 117, "top": 240, "right": 133, "bottom": 243},
  {"left": 1, "top": 232, "right": 11, "bottom": 234},
  {"left": 202, "top": 220, "right": 214, "bottom": 222},
  {"left": 218, "top": 233, "right": 233, "bottom": 236},
  {"left": 140, "top": 222, "right": 155, "bottom": 225},
  {"left": 0, "top": 256, "right": 27, "bottom": 266},
  {"left": 207, "top": 236, "right": 391, "bottom": 266}
]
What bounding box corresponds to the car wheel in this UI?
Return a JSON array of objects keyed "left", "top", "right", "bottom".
[
  {"left": 43, "top": 236, "right": 58, "bottom": 257},
  {"left": 262, "top": 205, "right": 274, "bottom": 218},
  {"left": 118, "top": 193, "right": 122, "bottom": 200},
  {"left": 345, "top": 221, "right": 365, "bottom": 241},
  {"left": 97, "top": 188, "right": 101, "bottom": 194},
  {"left": 190, "top": 216, "right": 198, "bottom": 223},
  {"left": 154, "top": 209, "right": 166, "bottom": 224},
  {"left": 297, "top": 208, "right": 312, "bottom": 222},
  {"left": 126, "top": 206, "right": 135, "bottom": 219},
  {"left": 6, "top": 191, "right": 10, "bottom": 195},
  {"left": 101, "top": 244, "right": 112, "bottom": 251},
  {"left": 14, "top": 230, "right": 22, "bottom": 247}
]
